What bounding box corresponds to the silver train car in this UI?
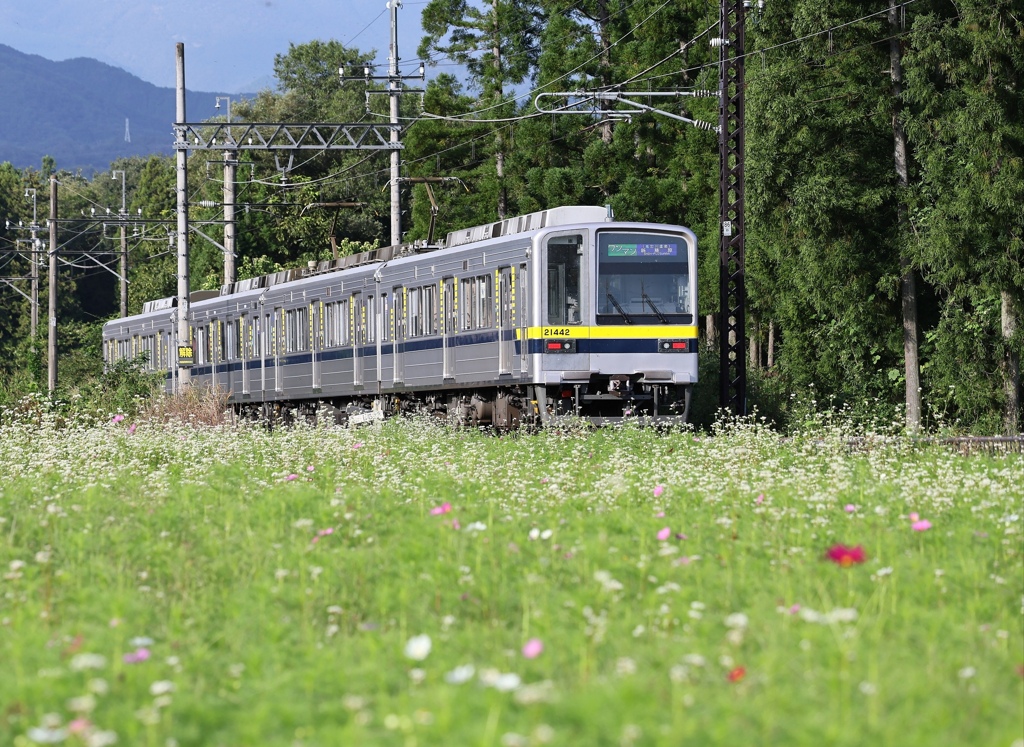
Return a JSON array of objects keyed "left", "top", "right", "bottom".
[{"left": 102, "top": 205, "right": 698, "bottom": 426}]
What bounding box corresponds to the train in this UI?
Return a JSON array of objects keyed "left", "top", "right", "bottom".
[{"left": 102, "top": 205, "right": 698, "bottom": 427}]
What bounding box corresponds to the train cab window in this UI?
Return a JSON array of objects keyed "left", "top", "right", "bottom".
[
  {"left": 596, "top": 231, "right": 692, "bottom": 325},
  {"left": 547, "top": 234, "right": 583, "bottom": 325}
]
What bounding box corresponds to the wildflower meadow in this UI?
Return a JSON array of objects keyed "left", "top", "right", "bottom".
[{"left": 0, "top": 416, "right": 1021, "bottom": 746}]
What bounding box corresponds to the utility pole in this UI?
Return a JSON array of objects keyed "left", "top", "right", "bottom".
[
  {"left": 342, "top": 0, "right": 424, "bottom": 246},
  {"left": 112, "top": 170, "right": 128, "bottom": 317},
  {"left": 25, "top": 188, "right": 39, "bottom": 340},
  {"left": 47, "top": 175, "right": 58, "bottom": 393},
  {"left": 216, "top": 96, "right": 237, "bottom": 285},
  {"left": 716, "top": 0, "right": 749, "bottom": 416},
  {"left": 175, "top": 42, "right": 191, "bottom": 388}
]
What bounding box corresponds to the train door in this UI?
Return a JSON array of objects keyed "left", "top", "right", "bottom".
[
  {"left": 352, "top": 292, "right": 364, "bottom": 387},
  {"left": 375, "top": 292, "right": 388, "bottom": 393},
  {"left": 311, "top": 300, "right": 322, "bottom": 392},
  {"left": 518, "top": 263, "right": 529, "bottom": 374},
  {"left": 442, "top": 277, "right": 456, "bottom": 380},
  {"left": 274, "top": 307, "right": 283, "bottom": 393},
  {"left": 498, "top": 267, "right": 513, "bottom": 375},
  {"left": 393, "top": 286, "right": 405, "bottom": 384},
  {"left": 240, "top": 314, "right": 250, "bottom": 395},
  {"left": 543, "top": 233, "right": 588, "bottom": 369}
]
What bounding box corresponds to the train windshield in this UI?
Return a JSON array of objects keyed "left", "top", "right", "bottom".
[{"left": 596, "top": 231, "right": 691, "bottom": 325}]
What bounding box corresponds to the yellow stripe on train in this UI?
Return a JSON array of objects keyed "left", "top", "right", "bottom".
[{"left": 526, "top": 325, "right": 699, "bottom": 340}]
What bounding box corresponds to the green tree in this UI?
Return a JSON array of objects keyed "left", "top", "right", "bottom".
[{"left": 904, "top": 0, "right": 1024, "bottom": 433}]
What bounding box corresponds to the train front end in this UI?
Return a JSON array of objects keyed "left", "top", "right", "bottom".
[{"left": 531, "top": 221, "right": 698, "bottom": 423}]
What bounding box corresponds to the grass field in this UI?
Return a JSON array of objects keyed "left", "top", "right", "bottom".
[{"left": 1, "top": 416, "right": 1022, "bottom": 746}]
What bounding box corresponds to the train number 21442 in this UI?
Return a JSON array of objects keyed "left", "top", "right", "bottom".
[{"left": 543, "top": 327, "right": 572, "bottom": 337}]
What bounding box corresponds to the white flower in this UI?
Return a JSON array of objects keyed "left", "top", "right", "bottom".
[
  {"left": 540, "top": 529, "right": 553, "bottom": 540},
  {"left": 66, "top": 694, "right": 96, "bottom": 713},
  {"left": 129, "top": 636, "right": 154, "bottom": 647},
  {"left": 404, "top": 634, "right": 432, "bottom": 661},
  {"left": 445, "top": 664, "right": 476, "bottom": 684},
  {"left": 682, "top": 654, "right": 706, "bottom": 667},
  {"left": 465, "top": 521, "right": 487, "bottom": 533},
  {"left": 69, "top": 653, "right": 107, "bottom": 671},
  {"left": 724, "top": 613, "right": 749, "bottom": 629},
  {"left": 408, "top": 668, "right": 426, "bottom": 684},
  {"left": 87, "top": 731, "right": 118, "bottom": 747},
  {"left": 528, "top": 528, "right": 540, "bottom": 541},
  {"left": 149, "top": 680, "right": 175, "bottom": 696},
  {"left": 26, "top": 726, "right": 68, "bottom": 744},
  {"left": 958, "top": 666, "right": 976, "bottom": 679},
  {"left": 492, "top": 673, "right": 521, "bottom": 692}
]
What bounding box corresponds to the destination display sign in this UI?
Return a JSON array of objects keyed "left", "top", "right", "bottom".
[{"left": 607, "top": 243, "right": 679, "bottom": 257}]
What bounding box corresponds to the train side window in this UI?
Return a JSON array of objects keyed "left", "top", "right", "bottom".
[
  {"left": 297, "top": 307, "right": 309, "bottom": 351},
  {"left": 547, "top": 234, "right": 583, "bottom": 325}
]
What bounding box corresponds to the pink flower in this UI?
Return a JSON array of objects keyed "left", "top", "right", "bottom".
[
  {"left": 844, "top": 504, "right": 856, "bottom": 513},
  {"left": 756, "top": 493, "right": 765, "bottom": 505},
  {"left": 522, "top": 638, "right": 544, "bottom": 659},
  {"left": 911, "top": 520, "right": 932, "bottom": 532},
  {"left": 655, "top": 511, "right": 665, "bottom": 518},
  {"left": 653, "top": 485, "right": 664, "bottom": 498},
  {"left": 284, "top": 474, "right": 298, "bottom": 482},
  {"left": 68, "top": 719, "right": 91, "bottom": 734},
  {"left": 451, "top": 519, "right": 460, "bottom": 530},
  {"left": 657, "top": 527, "right": 671, "bottom": 541},
  {"left": 307, "top": 465, "right": 315, "bottom": 472},
  {"left": 674, "top": 556, "right": 692, "bottom": 565},
  {"left": 826, "top": 544, "right": 867, "bottom": 567},
  {"left": 311, "top": 527, "right": 334, "bottom": 544},
  {"left": 909, "top": 512, "right": 920, "bottom": 522},
  {"left": 127, "top": 423, "right": 137, "bottom": 435},
  {"left": 111, "top": 414, "right": 125, "bottom": 424},
  {"left": 788, "top": 604, "right": 801, "bottom": 615},
  {"left": 352, "top": 442, "right": 364, "bottom": 450},
  {"left": 431, "top": 502, "right": 452, "bottom": 516},
  {"left": 123, "top": 647, "right": 151, "bottom": 664}
]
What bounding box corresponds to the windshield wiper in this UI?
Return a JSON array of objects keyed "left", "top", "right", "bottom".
[
  {"left": 605, "top": 292, "right": 633, "bottom": 324},
  {"left": 641, "top": 291, "right": 669, "bottom": 323}
]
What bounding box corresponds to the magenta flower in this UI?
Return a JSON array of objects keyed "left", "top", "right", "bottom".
[
  {"left": 657, "top": 527, "right": 671, "bottom": 541},
  {"left": 826, "top": 544, "right": 867, "bottom": 567},
  {"left": 911, "top": 520, "right": 932, "bottom": 532},
  {"left": 307, "top": 465, "right": 315, "bottom": 472},
  {"left": 431, "top": 502, "right": 452, "bottom": 516},
  {"left": 111, "top": 414, "right": 125, "bottom": 424},
  {"left": 756, "top": 493, "right": 765, "bottom": 505},
  {"left": 451, "top": 519, "right": 461, "bottom": 530},
  {"left": 123, "top": 647, "right": 151, "bottom": 664},
  {"left": 844, "top": 504, "right": 856, "bottom": 513},
  {"left": 284, "top": 474, "right": 298, "bottom": 482},
  {"left": 655, "top": 511, "right": 665, "bottom": 518},
  {"left": 352, "top": 442, "right": 364, "bottom": 450},
  {"left": 522, "top": 638, "right": 544, "bottom": 659},
  {"left": 311, "top": 527, "right": 334, "bottom": 544},
  {"left": 653, "top": 485, "right": 665, "bottom": 498},
  {"left": 127, "top": 423, "right": 137, "bottom": 435},
  {"left": 909, "top": 512, "right": 920, "bottom": 522}
]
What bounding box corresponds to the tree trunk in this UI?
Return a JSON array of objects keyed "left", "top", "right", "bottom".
[
  {"left": 890, "top": 1, "right": 921, "bottom": 431},
  {"left": 1003, "top": 290, "right": 1020, "bottom": 435},
  {"left": 598, "top": 0, "right": 613, "bottom": 145},
  {"left": 767, "top": 320, "right": 775, "bottom": 367},
  {"left": 493, "top": 0, "right": 507, "bottom": 220},
  {"left": 749, "top": 315, "right": 760, "bottom": 369},
  {"left": 705, "top": 313, "right": 717, "bottom": 347}
]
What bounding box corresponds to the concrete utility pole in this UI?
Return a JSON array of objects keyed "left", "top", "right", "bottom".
[
  {"left": 216, "top": 96, "right": 237, "bottom": 285},
  {"left": 112, "top": 170, "right": 128, "bottom": 317},
  {"left": 175, "top": 43, "right": 191, "bottom": 388},
  {"left": 47, "top": 175, "right": 58, "bottom": 393},
  {"left": 343, "top": 0, "right": 424, "bottom": 246}
]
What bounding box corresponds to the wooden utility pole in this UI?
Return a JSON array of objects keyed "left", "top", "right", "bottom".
[{"left": 47, "top": 175, "right": 58, "bottom": 393}]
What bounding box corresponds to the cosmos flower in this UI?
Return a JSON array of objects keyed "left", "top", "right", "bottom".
[
  {"left": 911, "top": 520, "right": 932, "bottom": 532},
  {"left": 727, "top": 666, "right": 746, "bottom": 682},
  {"left": 522, "top": 638, "right": 544, "bottom": 659},
  {"left": 430, "top": 502, "right": 452, "bottom": 516},
  {"left": 653, "top": 485, "right": 664, "bottom": 498},
  {"left": 826, "top": 544, "right": 867, "bottom": 567},
  {"left": 656, "top": 527, "right": 671, "bottom": 541}
]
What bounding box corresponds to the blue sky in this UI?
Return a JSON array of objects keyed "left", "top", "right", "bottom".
[{"left": 0, "top": 0, "right": 430, "bottom": 92}]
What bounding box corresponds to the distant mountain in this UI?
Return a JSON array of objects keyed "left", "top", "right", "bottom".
[{"left": 0, "top": 44, "right": 258, "bottom": 175}]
